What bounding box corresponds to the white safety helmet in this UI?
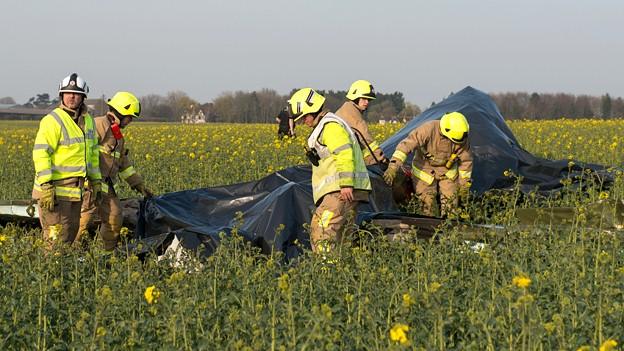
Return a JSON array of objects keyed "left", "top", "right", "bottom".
[{"left": 58, "top": 73, "right": 89, "bottom": 96}]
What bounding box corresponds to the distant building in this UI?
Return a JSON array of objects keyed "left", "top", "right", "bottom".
[
  {"left": 0, "top": 106, "right": 51, "bottom": 120},
  {"left": 85, "top": 98, "right": 107, "bottom": 116},
  {"left": 0, "top": 98, "right": 107, "bottom": 121}
]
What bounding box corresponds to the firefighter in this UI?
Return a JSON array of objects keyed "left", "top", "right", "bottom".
[
  {"left": 288, "top": 88, "right": 372, "bottom": 254},
  {"left": 77, "top": 92, "right": 153, "bottom": 251},
  {"left": 383, "top": 112, "right": 473, "bottom": 217},
  {"left": 32, "top": 73, "right": 102, "bottom": 246},
  {"left": 335, "top": 80, "right": 387, "bottom": 166},
  {"left": 276, "top": 105, "right": 295, "bottom": 139}
]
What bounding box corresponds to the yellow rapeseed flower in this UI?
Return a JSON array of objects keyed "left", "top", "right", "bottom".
[
  {"left": 144, "top": 285, "right": 160, "bottom": 304},
  {"left": 402, "top": 293, "right": 414, "bottom": 308},
  {"left": 0, "top": 234, "right": 7, "bottom": 244},
  {"left": 600, "top": 339, "right": 618, "bottom": 351},
  {"left": 389, "top": 323, "right": 409, "bottom": 345},
  {"left": 96, "top": 326, "right": 107, "bottom": 338},
  {"left": 277, "top": 273, "right": 290, "bottom": 294},
  {"left": 599, "top": 191, "right": 609, "bottom": 200},
  {"left": 344, "top": 293, "right": 354, "bottom": 304},
  {"left": 512, "top": 276, "right": 531, "bottom": 288},
  {"left": 429, "top": 282, "right": 442, "bottom": 293}
]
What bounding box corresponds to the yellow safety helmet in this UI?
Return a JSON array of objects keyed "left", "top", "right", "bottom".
[
  {"left": 107, "top": 91, "right": 141, "bottom": 118},
  {"left": 288, "top": 88, "right": 326, "bottom": 122},
  {"left": 346, "top": 80, "right": 376, "bottom": 101},
  {"left": 440, "top": 112, "right": 469, "bottom": 143}
]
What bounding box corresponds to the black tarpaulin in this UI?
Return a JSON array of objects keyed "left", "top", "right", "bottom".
[
  {"left": 382, "top": 86, "right": 611, "bottom": 194},
  {"left": 133, "top": 86, "right": 613, "bottom": 258},
  {"left": 136, "top": 165, "right": 397, "bottom": 258}
]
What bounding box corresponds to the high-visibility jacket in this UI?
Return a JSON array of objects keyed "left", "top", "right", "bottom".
[
  {"left": 93, "top": 113, "right": 143, "bottom": 194},
  {"left": 335, "top": 101, "right": 383, "bottom": 161},
  {"left": 32, "top": 106, "right": 101, "bottom": 200},
  {"left": 391, "top": 120, "right": 472, "bottom": 186},
  {"left": 308, "top": 112, "right": 372, "bottom": 204}
]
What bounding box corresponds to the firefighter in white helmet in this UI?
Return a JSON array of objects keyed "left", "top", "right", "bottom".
[
  {"left": 289, "top": 88, "right": 372, "bottom": 254},
  {"left": 383, "top": 112, "right": 473, "bottom": 217},
  {"left": 32, "top": 73, "right": 102, "bottom": 247},
  {"left": 335, "top": 80, "right": 388, "bottom": 166},
  {"left": 77, "top": 91, "right": 153, "bottom": 251}
]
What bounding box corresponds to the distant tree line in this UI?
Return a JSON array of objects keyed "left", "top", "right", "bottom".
[
  {"left": 8, "top": 90, "right": 624, "bottom": 122},
  {"left": 204, "top": 88, "right": 421, "bottom": 123},
  {"left": 490, "top": 92, "right": 624, "bottom": 120}
]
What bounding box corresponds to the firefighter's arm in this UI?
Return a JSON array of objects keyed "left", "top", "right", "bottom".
[
  {"left": 87, "top": 125, "right": 102, "bottom": 183},
  {"left": 458, "top": 142, "right": 473, "bottom": 187},
  {"left": 355, "top": 118, "right": 382, "bottom": 159},
  {"left": 390, "top": 127, "right": 428, "bottom": 166},
  {"left": 32, "top": 116, "right": 61, "bottom": 185},
  {"left": 119, "top": 147, "right": 143, "bottom": 188},
  {"left": 322, "top": 122, "right": 355, "bottom": 188}
]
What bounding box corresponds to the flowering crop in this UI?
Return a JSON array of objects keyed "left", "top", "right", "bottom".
[{"left": 0, "top": 119, "right": 622, "bottom": 349}]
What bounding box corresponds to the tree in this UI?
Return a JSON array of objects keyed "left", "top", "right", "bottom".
[
  {"left": 575, "top": 95, "right": 594, "bottom": 118},
  {"left": 140, "top": 94, "right": 170, "bottom": 119},
  {"left": 0, "top": 96, "right": 16, "bottom": 105},
  {"left": 23, "top": 93, "right": 57, "bottom": 108},
  {"left": 611, "top": 97, "right": 624, "bottom": 118},
  {"left": 527, "top": 93, "right": 542, "bottom": 119},
  {"left": 601, "top": 93, "right": 612, "bottom": 119},
  {"left": 166, "top": 91, "right": 199, "bottom": 122},
  {"left": 398, "top": 102, "right": 421, "bottom": 121}
]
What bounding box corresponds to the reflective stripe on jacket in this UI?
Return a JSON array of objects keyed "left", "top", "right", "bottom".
[
  {"left": 308, "top": 113, "right": 372, "bottom": 204},
  {"left": 32, "top": 107, "right": 101, "bottom": 200},
  {"left": 335, "top": 101, "right": 381, "bottom": 158},
  {"left": 390, "top": 120, "right": 473, "bottom": 185}
]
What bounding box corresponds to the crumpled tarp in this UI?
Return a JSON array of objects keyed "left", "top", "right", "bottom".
[
  {"left": 135, "top": 165, "right": 396, "bottom": 258},
  {"left": 381, "top": 86, "right": 612, "bottom": 194},
  {"left": 133, "top": 86, "right": 613, "bottom": 258}
]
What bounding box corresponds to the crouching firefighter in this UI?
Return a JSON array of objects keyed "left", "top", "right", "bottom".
[
  {"left": 288, "top": 88, "right": 372, "bottom": 254},
  {"left": 77, "top": 92, "right": 153, "bottom": 251},
  {"left": 383, "top": 112, "right": 473, "bottom": 217},
  {"left": 32, "top": 73, "right": 102, "bottom": 247}
]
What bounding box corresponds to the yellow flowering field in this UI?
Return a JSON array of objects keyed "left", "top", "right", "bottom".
[{"left": 0, "top": 119, "right": 623, "bottom": 349}]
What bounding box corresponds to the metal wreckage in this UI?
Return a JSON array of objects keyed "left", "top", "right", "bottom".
[{"left": 1, "top": 87, "right": 621, "bottom": 260}]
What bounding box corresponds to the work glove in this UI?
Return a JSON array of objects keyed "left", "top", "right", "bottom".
[
  {"left": 383, "top": 161, "right": 400, "bottom": 186},
  {"left": 91, "top": 180, "right": 103, "bottom": 205},
  {"left": 378, "top": 156, "right": 390, "bottom": 171},
  {"left": 26, "top": 199, "right": 37, "bottom": 217},
  {"left": 39, "top": 183, "right": 56, "bottom": 211},
  {"left": 133, "top": 183, "right": 154, "bottom": 198}
]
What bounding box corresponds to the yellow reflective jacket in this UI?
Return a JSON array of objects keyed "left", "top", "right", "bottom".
[
  {"left": 308, "top": 112, "right": 372, "bottom": 204},
  {"left": 32, "top": 106, "right": 101, "bottom": 200}
]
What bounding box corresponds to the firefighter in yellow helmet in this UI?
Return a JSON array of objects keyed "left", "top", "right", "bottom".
[
  {"left": 335, "top": 80, "right": 388, "bottom": 166},
  {"left": 32, "top": 73, "right": 102, "bottom": 247},
  {"left": 383, "top": 112, "right": 473, "bottom": 217},
  {"left": 289, "top": 88, "right": 372, "bottom": 254},
  {"left": 77, "top": 92, "right": 153, "bottom": 251}
]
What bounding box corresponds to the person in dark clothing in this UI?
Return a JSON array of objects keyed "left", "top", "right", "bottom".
[{"left": 276, "top": 106, "right": 295, "bottom": 138}]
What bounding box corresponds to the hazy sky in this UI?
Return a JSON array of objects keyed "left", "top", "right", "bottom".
[{"left": 2, "top": 0, "right": 623, "bottom": 107}]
